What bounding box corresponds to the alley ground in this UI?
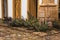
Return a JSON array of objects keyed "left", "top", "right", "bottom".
[{"left": 0, "top": 24, "right": 60, "bottom": 40}]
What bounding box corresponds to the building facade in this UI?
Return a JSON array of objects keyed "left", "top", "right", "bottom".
[{"left": 0, "top": 0, "right": 60, "bottom": 21}]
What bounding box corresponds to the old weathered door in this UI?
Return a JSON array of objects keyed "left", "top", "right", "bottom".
[
  {"left": 38, "top": 0, "right": 59, "bottom": 21},
  {"left": 28, "top": 0, "right": 37, "bottom": 17}
]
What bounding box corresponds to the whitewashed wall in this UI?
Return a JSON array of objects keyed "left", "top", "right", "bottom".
[
  {"left": 54, "top": 0, "right": 58, "bottom": 5},
  {"left": 8, "top": 0, "right": 13, "bottom": 18},
  {"left": 0, "top": 0, "right": 2, "bottom": 18},
  {"left": 38, "top": 0, "right": 42, "bottom": 5},
  {"left": 21, "top": 0, "right": 27, "bottom": 19}
]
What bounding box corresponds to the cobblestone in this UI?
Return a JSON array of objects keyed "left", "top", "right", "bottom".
[{"left": 0, "top": 26, "right": 60, "bottom": 40}]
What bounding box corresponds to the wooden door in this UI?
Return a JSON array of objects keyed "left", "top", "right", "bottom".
[
  {"left": 12, "top": 0, "right": 21, "bottom": 19},
  {"left": 38, "top": 0, "right": 59, "bottom": 21},
  {"left": 2, "top": 0, "right": 8, "bottom": 18},
  {"left": 16, "top": 0, "right": 21, "bottom": 18},
  {"left": 28, "top": 0, "right": 37, "bottom": 17}
]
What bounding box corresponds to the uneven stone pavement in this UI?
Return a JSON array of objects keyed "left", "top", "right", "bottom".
[{"left": 0, "top": 26, "right": 60, "bottom": 40}]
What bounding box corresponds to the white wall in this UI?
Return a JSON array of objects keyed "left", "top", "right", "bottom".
[
  {"left": 38, "top": 0, "right": 42, "bottom": 5},
  {"left": 8, "top": 0, "right": 13, "bottom": 18},
  {"left": 38, "top": 0, "right": 58, "bottom": 5},
  {"left": 21, "top": 0, "right": 27, "bottom": 19},
  {"left": 54, "top": 0, "right": 58, "bottom": 5},
  {"left": 0, "top": 0, "right": 2, "bottom": 18}
]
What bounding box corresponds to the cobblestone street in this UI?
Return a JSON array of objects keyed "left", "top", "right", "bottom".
[{"left": 0, "top": 25, "right": 60, "bottom": 40}]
